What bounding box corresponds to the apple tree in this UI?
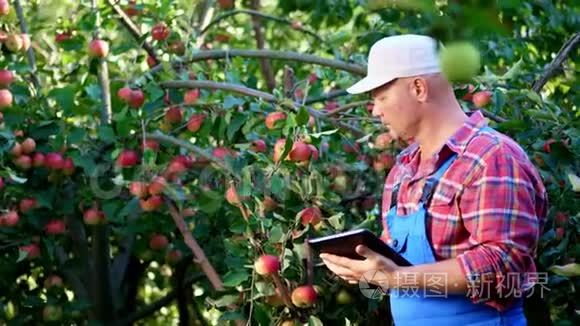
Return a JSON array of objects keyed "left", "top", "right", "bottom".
[{"left": 0, "top": 0, "right": 578, "bottom": 325}]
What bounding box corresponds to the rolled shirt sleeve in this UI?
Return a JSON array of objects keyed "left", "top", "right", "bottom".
[{"left": 456, "top": 144, "right": 547, "bottom": 310}]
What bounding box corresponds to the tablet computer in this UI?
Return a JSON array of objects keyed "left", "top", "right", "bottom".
[{"left": 307, "top": 228, "right": 413, "bottom": 267}]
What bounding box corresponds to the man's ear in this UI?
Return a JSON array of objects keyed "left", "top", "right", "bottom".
[{"left": 410, "top": 77, "right": 428, "bottom": 102}]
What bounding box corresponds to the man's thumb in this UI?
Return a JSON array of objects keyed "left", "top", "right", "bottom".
[{"left": 355, "top": 245, "right": 376, "bottom": 259}]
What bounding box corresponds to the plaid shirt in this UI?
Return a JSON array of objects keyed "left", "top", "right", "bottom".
[{"left": 380, "top": 110, "right": 548, "bottom": 311}]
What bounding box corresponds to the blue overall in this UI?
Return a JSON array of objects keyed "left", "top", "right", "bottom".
[{"left": 384, "top": 149, "right": 527, "bottom": 326}]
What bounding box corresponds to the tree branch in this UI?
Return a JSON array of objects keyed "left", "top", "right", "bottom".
[
  {"left": 91, "top": 0, "right": 114, "bottom": 321},
  {"left": 145, "top": 131, "right": 239, "bottom": 179},
  {"left": 199, "top": 9, "right": 323, "bottom": 43},
  {"left": 106, "top": 0, "right": 158, "bottom": 63},
  {"left": 532, "top": 33, "right": 579, "bottom": 93},
  {"left": 55, "top": 246, "right": 89, "bottom": 302},
  {"left": 160, "top": 80, "right": 366, "bottom": 137},
  {"left": 165, "top": 199, "right": 224, "bottom": 291},
  {"left": 185, "top": 49, "right": 365, "bottom": 76},
  {"left": 110, "top": 209, "right": 140, "bottom": 297},
  {"left": 250, "top": 0, "right": 276, "bottom": 91},
  {"left": 322, "top": 101, "right": 369, "bottom": 117},
  {"left": 13, "top": 0, "right": 41, "bottom": 92}
]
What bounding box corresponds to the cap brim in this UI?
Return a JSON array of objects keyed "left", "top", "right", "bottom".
[{"left": 346, "top": 76, "right": 395, "bottom": 94}]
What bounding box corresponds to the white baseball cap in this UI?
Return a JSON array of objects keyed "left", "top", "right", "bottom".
[{"left": 346, "top": 34, "right": 441, "bottom": 94}]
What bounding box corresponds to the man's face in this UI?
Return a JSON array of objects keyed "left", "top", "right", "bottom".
[{"left": 370, "top": 78, "right": 419, "bottom": 142}]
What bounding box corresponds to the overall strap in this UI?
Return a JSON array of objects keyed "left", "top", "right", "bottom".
[{"left": 419, "top": 152, "right": 458, "bottom": 204}]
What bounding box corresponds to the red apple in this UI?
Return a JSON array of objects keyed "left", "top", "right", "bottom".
[
  {"left": 148, "top": 176, "right": 166, "bottom": 195},
  {"left": 555, "top": 212, "right": 568, "bottom": 226},
  {"left": 555, "top": 227, "right": 565, "bottom": 240},
  {"left": 543, "top": 139, "right": 556, "bottom": 153},
  {"left": 140, "top": 195, "right": 163, "bottom": 212},
  {"left": 373, "top": 153, "right": 395, "bottom": 172},
  {"left": 123, "top": 0, "right": 140, "bottom": 16},
  {"left": 217, "top": 0, "right": 234, "bottom": 9},
  {"left": 116, "top": 150, "right": 139, "bottom": 167},
  {"left": 254, "top": 254, "right": 280, "bottom": 275},
  {"left": 225, "top": 184, "right": 242, "bottom": 206},
  {"left": 88, "top": 39, "right": 109, "bottom": 58},
  {"left": 291, "top": 285, "right": 317, "bottom": 308},
  {"left": 14, "top": 155, "right": 32, "bottom": 170},
  {"left": 289, "top": 141, "right": 311, "bottom": 162},
  {"left": 168, "top": 41, "right": 185, "bottom": 55},
  {"left": 291, "top": 20, "right": 302, "bottom": 29},
  {"left": 164, "top": 106, "right": 183, "bottom": 124},
  {"left": 21, "top": 138, "right": 36, "bottom": 154},
  {"left": 11, "top": 142, "right": 22, "bottom": 157},
  {"left": 45, "top": 219, "right": 66, "bottom": 235},
  {"left": 0, "top": 89, "right": 13, "bottom": 109},
  {"left": 146, "top": 55, "right": 158, "bottom": 68},
  {"left": 294, "top": 88, "right": 304, "bottom": 99},
  {"left": 151, "top": 23, "right": 170, "bottom": 41},
  {"left": 472, "top": 90, "right": 492, "bottom": 107},
  {"left": 187, "top": 113, "right": 205, "bottom": 132},
  {"left": 298, "top": 206, "right": 322, "bottom": 226},
  {"left": 324, "top": 100, "right": 339, "bottom": 112},
  {"left": 142, "top": 139, "right": 159, "bottom": 152},
  {"left": 130, "top": 181, "right": 148, "bottom": 198},
  {"left": 45, "top": 152, "right": 64, "bottom": 170},
  {"left": 129, "top": 89, "right": 145, "bottom": 108},
  {"left": 166, "top": 249, "right": 183, "bottom": 264},
  {"left": 20, "top": 34, "right": 30, "bottom": 51},
  {"left": 44, "top": 275, "right": 63, "bottom": 289},
  {"left": 20, "top": 243, "right": 40, "bottom": 259},
  {"left": 2, "top": 210, "right": 19, "bottom": 226},
  {"left": 0, "top": 69, "right": 14, "bottom": 87},
  {"left": 32, "top": 153, "right": 47, "bottom": 167},
  {"left": 62, "top": 158, "right": 75, "bottom": 176},
  {"left": 165, "top": 160, "right": 187, "bottom": 177},
  {"left": 42, "top": 305, "right": 63, "bottom": 322},
  {"left": 149, "top": 233, "right": 169, "bottom": 250},
  {"left": 308, "top": 73, "right": 318, "bottom": 84},
  {"left": 342, "top": 142, "right": 360, "bottom": 154},
  {"left": 308, "top": 145, "right": 319, "bottom": 160},
  {"left": 118, "top": 86, "right": 133, "bottom": 102},
  {"left": 83, "top": 208, "right": 105, "bottom": 225},
  {"left": 265, "top": 112, "right": 287, "bottom": 130},
  {"left": 250, "top": 139, "right": 267, "bottom": 153},
  {"left": 5, "top": 34, "right": 22, "bottom": 52},
  {"left": 184, "top": 89, "right": 200, "bottom": 105},
  {"left": 213, "top": 147, "right": 233, "bottom": 160},
  {"left": 273, "top": 138, "right": 286, "bottom": 163},
  {"left": 19, "top": 198, "right": 37, "bottom": 213},
  {"left": 461, "top": 84, "right": 475, "bottom": 101},
  {"left": 374, "top": 132, "right": 393, "bottom": 150},
  {"left": 55, "top": 31, "right": 72, "bottom": 43},
  {"left": 0, "top": 176, "right": 4, "bottom": 190},
  {"left": 0, "top": 0, "right": 9, "bottom": 16}
]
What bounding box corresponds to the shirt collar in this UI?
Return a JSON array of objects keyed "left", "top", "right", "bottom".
[{"left": 396, "top": 110, "right": 488, "bottom": 164}]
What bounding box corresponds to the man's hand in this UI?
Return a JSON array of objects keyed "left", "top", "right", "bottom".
[{"left": 319, "top": 244, "right": 400, "bottom": 287}]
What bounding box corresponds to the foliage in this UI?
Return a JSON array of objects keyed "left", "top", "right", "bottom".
[{"left": 0, "top": 0, "right": 578, "bottom": 325}]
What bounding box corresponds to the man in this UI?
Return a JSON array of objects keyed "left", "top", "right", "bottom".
[{"left": 319, "top": 34, "right": 547, "bottom": 325}]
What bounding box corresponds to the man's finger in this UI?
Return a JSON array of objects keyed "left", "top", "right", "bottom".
[
  {"left": 322, "top": 259, "right": 356, "bottom": 279},
  {"left": 320, "top": 253, "right": 355, "bottom": 268}
]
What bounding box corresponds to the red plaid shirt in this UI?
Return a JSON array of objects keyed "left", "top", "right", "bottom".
[{"left": 380, "top": 110, "right": 548, "bottom": 311}]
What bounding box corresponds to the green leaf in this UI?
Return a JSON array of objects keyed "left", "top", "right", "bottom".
[
  {"left": 311, "top": 129, "right": 338, "bottom": 138},
  {"left": 270, "top": 175, "right": 285, "bottom": 198},
  {"left": 500, "top": 57, "right": 524, "bottom": 80},
  {"left": 198, "top": 190, "right": 223, "bottom": 214},
  {"left": 212, "top": 294, "right": 241, "bottom": 308},
  {"left": 268, "top": 226, "right": 285, "bottom": 243},
  {"left": 49, "top": 86, "right": 76, "bottom": 114},
  {"left": 567, "top": 173, "right": 580, "bottom": 192},
  {"left": 119, "top": 198, "right": 140, "bottom": 218},
  {"left": 227, "top": 113, "right": 248, "bottom": 140},
  {"left": 68, "top": 127, "right": 86, "bottom": 144},
  {"left": 0, "top": 130, "right": 15, "bottom": 153},
  {"left": 69, "top": 152, "right": 97, "bottom": 173},
  {"left": 144, "top": 83, "right": 165, "bottom": 102},
  {"left": 8, "top": 172, "right": 27, "bottom": 184},
  {"left": 85, "top": 84, "right": 102, "bottom": 101},
  {"left": 223, "top": 96, "right": 244, "bottom": 110},
  {"left": 280, "top": 138, "right": 294, "bottom": 162},
  {"left": 17, "top": 250, "right": 28, "bottom": 263},
  {"left": 218, "top": 311, "right": 245, "bottom": 322},
  {"left": 524, "top": 90, "right": 543, "bottom": 106},
  {"left": 98, "top": 126, "right": 116, "bottom": 143},
  {"left": 29, "top": 121, "right": 60, "bottom": 140},
  {"left": 309, "top": 316, "right": 324, "bottom": 326},
  {"left": 328, "top": 212, "right": 345, "bottom": 231},
  {"left": 222, "top": 270, "right": 250, "bottom": 287},
  {"left": 549, "top": 264, "right": 580, "bottom": 277},
  {"left": 296, "top": 106, "right": 310, "bottom": 126},
  {"left": 102, "top": 201, "right": 121, "bottom": 222}
]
